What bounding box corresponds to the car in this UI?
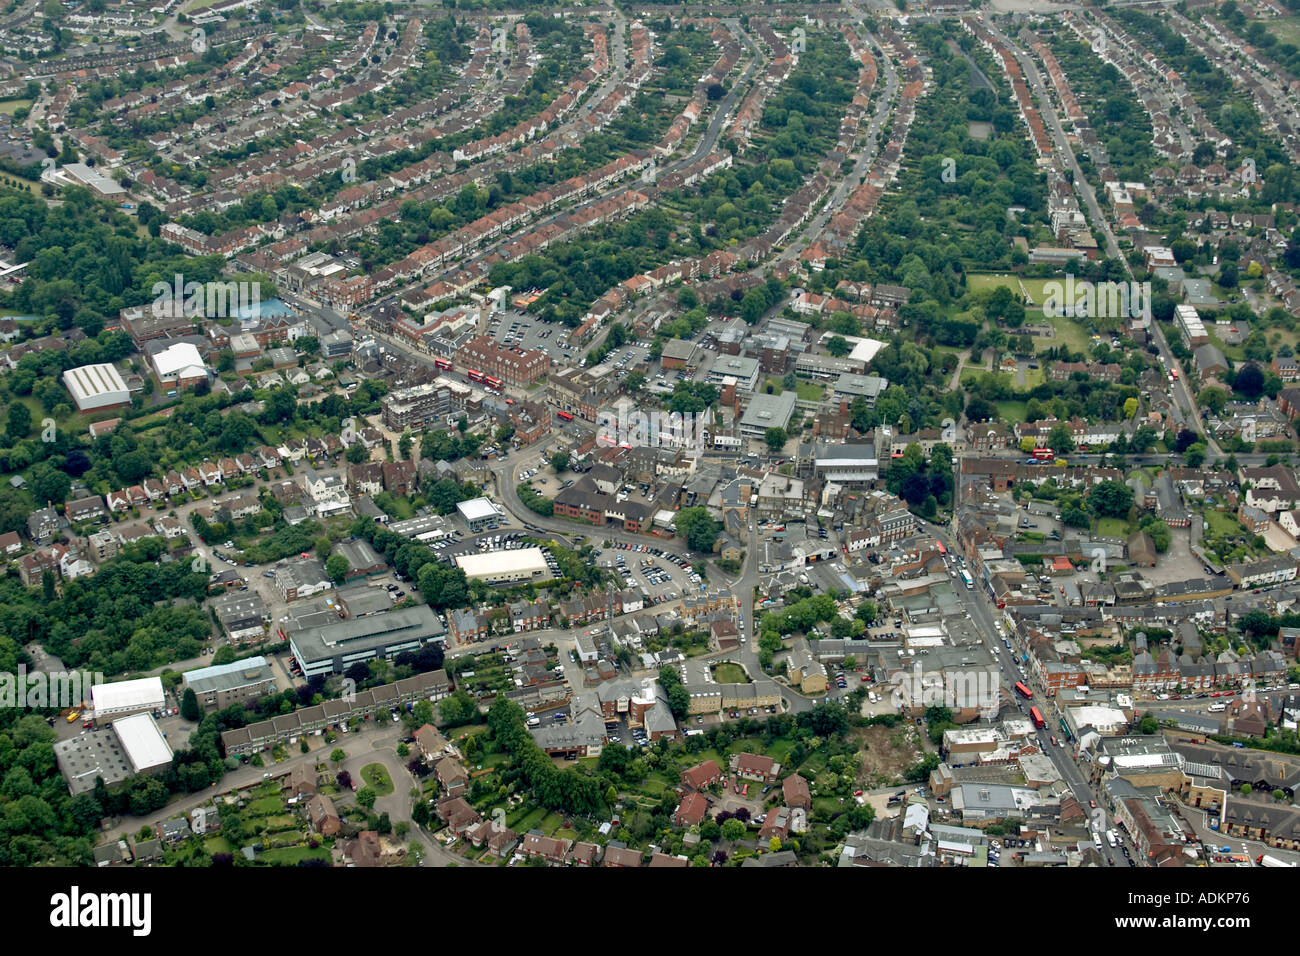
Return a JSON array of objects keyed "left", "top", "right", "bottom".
[{"left": 1089, "top": 800, "right": 1096, "bottom": 809}]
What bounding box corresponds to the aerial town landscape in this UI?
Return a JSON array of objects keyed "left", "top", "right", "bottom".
[{"left": 0, "top": 0, "right": 1298, "bottom": 889}]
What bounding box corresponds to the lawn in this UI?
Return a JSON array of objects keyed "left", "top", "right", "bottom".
[
  {"left": 259, "top": 846, "right": 332, "bottom": 865},
  {"left": 0, "top": 98, "right": 31, "bottom": 116},
  {"left": 1203, "top": 510, "right": 1244, "bottom": 537},
  {"left": 765, "top": 378, "right": 824, "bottom": 401},
  {"left": 1042, "top": 314, "right": 1093, "bottom": 356},
  {"left": 712, "top": 662, "right": 750, "bottom": 684},
  {"left": 1096, "top": 517, "right": 1130, "bottom": 538},
  {"left": 994, "top": 400, "right": 1028, "bottom": 423},
  {"left": 247, "top": 796, "right": 284, "bottom": 815},
  {"left": 361, "top": 763, "right": 395, "bottom": 796},
  {"left": 204, "top": 836, "right": 232, "bottom": 855}
]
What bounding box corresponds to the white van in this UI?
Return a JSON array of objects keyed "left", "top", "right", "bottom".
[{"left": 1208, "top": 702, "right": 1227, "bottom": 713}]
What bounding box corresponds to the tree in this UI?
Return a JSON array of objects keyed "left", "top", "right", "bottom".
[
  {"left": 330, "top": 748, "right": 346, "bottom": 765},
  {"left": 1140, "top": 716, "right": 1158, "bottom": 735},
  {"left": 1047, "top": 422, "right": 1075, "bottom": 455},
  {"left": 356, "top": 787, "right": 376, "bottom": 809},
  {"left": 1123, "top": 397, "right": 1139, "bottom": 419},
  {"left": 721, "top": 818, "right": 746, "bottom": 842},
  {"left": 325, "top": 554, "right": 350, "bottom": 583},
  {"left": 439, "top": 690, "right": 479, "bottom": 727},
  {"left": 674, "top": 506, "right": 720, "bottom": 552},
  {"left": 5, "top": 403, "right": 30, "bottom": 442},
  {"left": 551, "top": 451, "right": 569, "bottom": 473},
  {"left": 764, "top": 427, "right": 788, "bottom": 453},
  {"left": 1088, "top": 481, "right": 1133, "bottom": 518},
  {"left": 826, "top": 335, "right": 851, "bottom": 357},
  {"left": 180, "top": 688, "right": 201, "bottom": 722},
  {"left": 1235, "top": 363, "right": 1265, "bottom": 399}
]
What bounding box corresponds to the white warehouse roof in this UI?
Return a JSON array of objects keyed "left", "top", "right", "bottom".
[
  {"left": 113, "top": 712, "right": 173, "bottom": 773},
  {"left": 90, "top": 676, "right": 165, "bottom": 715},
  {"left": 456, "top": 497, "right": 500, "bottom": 523},
  {"left": 62, "top": 364, "right": 129, "bottom": 406},
  {"left": 151, "top": 342, "right": 207, "bottom": 379},
  {"left": 455, "top": 546, "right": 549, "bottom": 580}
]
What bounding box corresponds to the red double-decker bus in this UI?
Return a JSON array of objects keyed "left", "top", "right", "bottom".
[
  {"left": 1029, "top": 706, "right": 1046, "bottom": 729},
  {"left": 1032, "top": 447, "right": 1055, "bottom": 461},
  {"left": 483, "top": 375, "right": 504, "bottom": 391},
  {"left": 1014, "top": 681, "right": 1033, "bottom": 700},
  {"left": 556, "top": 410, "right": 574, "bottom": 421},
  {"left": 467, "top": 369, "right": 485, "bottom": 383},
  {"left": 433, "top": 357, "right": 452, "bottom": 371},
  {"left": 935, "top": 539, "right": 947, "bottom": 555}
]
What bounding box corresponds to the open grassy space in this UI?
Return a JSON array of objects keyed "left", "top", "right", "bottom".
[
  {"left": 204, "top": 836, "right": 232, "bottom": 855},
  {"left": 712, "top": 662, "right": 750, "bottom": 684},
  {"left": 246, "top": 796, "right": 284, "bottom": 815},
  {"left": 259, "top": 846, "right": 331, "bottom": 865},
  {"left": 1096, "top": 517, "right": 1131, "bottom": 538},
  {"left": 994, "top": 400, "right": 1028, "bottom": 423},
  {"left": 1042, "top": 313, "right": 1094, "bottom": 356},
  {"left": 765, "top": 378, "right": 824, "bottom": 401},
  {"left": 0, "top": 99, "right": 31, "bottom": 116},
  {"left": 361, "top": 763, "right": 394, "bottom": 796},
  {"left": 1203, "top": 509, "right": 1244, "bottom": 538}
]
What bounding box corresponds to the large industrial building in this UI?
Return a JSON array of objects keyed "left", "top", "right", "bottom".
[
  {"left": 455, "top": 546, "right": 551, "bottom": 584},
  {"left": 89, "top": 676, "right": 165, "bottom": 724},
  {"left": 288, "top": 605, "right": 447, "bottom": 677},
  {"left": 54, "top": 712, "right": 173, "bottom": 794},
  {"left": 61, "top": 364, "right": 132, "bottom": 413}
]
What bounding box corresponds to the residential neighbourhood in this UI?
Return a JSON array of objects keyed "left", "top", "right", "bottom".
[{"left": 0, "top": 0, "right": 1299, "bottom": 912}]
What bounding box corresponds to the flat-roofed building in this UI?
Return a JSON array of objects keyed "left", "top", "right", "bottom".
[
  {"left": 62, "top": 364, "right": 131, "bottom": 412},
  {"left": 456, "top": 546, "right": 551, "bottom": 584},
  {"left": 738, "top": 390, "right": 797, "bottom": 437},
  {"left": 456, "top": 497, "right": 502, "bottom": 533},
  {"left": 54, "top": 712, "right": 172, "bottom": 794},
  {"left": 183, "top": 657, "right": 277, "bottom": 711},
  {"left": 288, "top": 605, "right": 447, "bottom": 677},
  {"left": 210, "top": 589, "right": 268, "bottom": 643},
  {"left": 90, "top": 676, "right": 165, "bottom": 724},
  {"left": 706, "top": 355, "right": 762, "bottom": 392}
]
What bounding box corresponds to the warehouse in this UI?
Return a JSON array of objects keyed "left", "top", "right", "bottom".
[
  {"left": 89, "top": 676, "right": 165, "bottom": 724},
  {"left": 54, "top": 712, "right": 172, "bottom": 794},
  {"left": 455, "top": 546, "right": 551, "bottom": 584},
  {"left": 289, "top": 605, "right": 447, "bottom": 677},
  {"left": 61, "top": 364, "right": 131, "bottom": 412}
]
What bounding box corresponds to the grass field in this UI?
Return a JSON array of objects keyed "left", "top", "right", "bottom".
[
  {"left": 966, "top": 273, "right": 1059, "bottom": 306},
  {"left": 361, "top": 763, "right": 394, "bottom": 796},
  {"left": 995, "top": 400, "right": 1028, "bottom": 422},
  {"left": 712, "top": 662, "right": 750, "bottom": 684},
  {"left": 1043, "top": 313, "right": 1094, "bottom": 355},
  {"left": 1096, "top": 517, "right": 1130, "bottom": 538},
  {"left": 0, "top": 99, "right": 31, "bottom": 116}
]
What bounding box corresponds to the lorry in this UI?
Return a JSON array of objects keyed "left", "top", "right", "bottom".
[{"left": 1258, "top": 854, "right": 1296, "bottom": 868}]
